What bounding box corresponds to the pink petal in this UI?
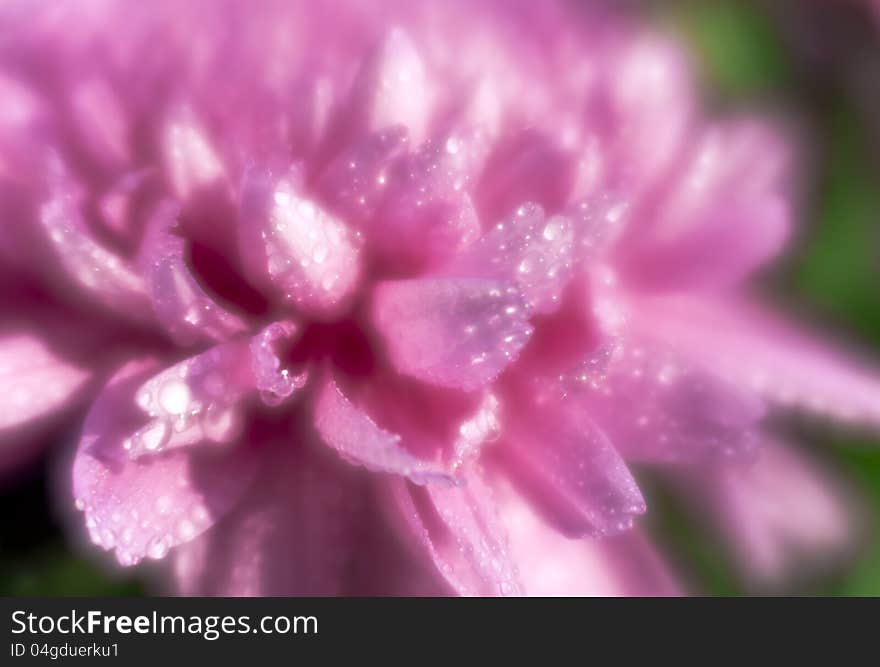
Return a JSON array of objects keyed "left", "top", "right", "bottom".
[
  {"left": 129, "top": 343, "right": 255, "bottom": 458},
  {"left": 70, "top": 76, "right": 130, "bottom": 167},
  {"left": 385, "top": 471, "right": 522, "bottom": 596},
  {"left": 635, "top": 296, "right": 880, "bottom": 427},
  {"left": 566, "top": 337, "right": 765, "bottom": 463},
  {"left": 446, "top": 202, "right": 575, "bottom": 314},
  {"left": 97, "top": 168, "right": 154, "bottom": 239},
  {"left": 140, "top": 200, "right": 248, "bottom": 346},
  {"left": 0, "top": 333, "right": 91, "bottom": 433},
  {"left": 493, "top": 477, "right": 679, "bottom": 596},
  {"left": 330, "top": 366, "right": 502, "bottom": 469},
  {"left": 161, "top": 105, "right": 226, "bottom": 202},
  {"left": 372, "top": 134, "right": 481, "bottom": 270},
  {"left": 477, "top": 129, "right": 575, "bottom": 222},
  {"left": 38, "top": 155, "right": 154, "bottom": 323},
  {"left": 347, "top": 28, "right": 434, "bottom": 143},
  {"left": 371, "top": 278, "right": 533, "bottom": 391},
  {"left": 239, "top": 163, "right": 361, "bottom": 315},
  {"left": 72, "top": 359, "right": 259, "bottom": 566},
  {"left": 249, "top": 321, "right": 309, "bottom": 406},
  {"left": 673, "top": 439, "right": 858, "bottom": 588},
  {"left": 314, "top": 373, "right": 455, "bottom": 485},
  {"left": 618, "top": 122, "right": 791, "bottom": 290},
  {"left": 128, "top": 321, "right": 306, "bottom": 459},
  {"left": 174, "top": 441, "right": 365, "bottom": 596},
  {"left": 317, "top": 126, "right": 409, "bottom": 227},
  {"left": 493, "top": 401, "right": 645, "bottom": 537},
  {"left": 584, "top": 35, "right": 694, "bottom": 197}
]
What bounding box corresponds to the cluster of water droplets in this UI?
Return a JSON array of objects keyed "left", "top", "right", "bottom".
[
  {"left": 243, "top": 164, "right": 362, "bottom": 313},
  {"left": 452, "top": 392, "right": 501, "bottom": 469},
  {"left": 568, "top": 337, "right": 764, "bottom": 463},
  {"left": 75, "top": 490, "right": 214, "bottom": 566},
  {"left": 124, "top": 344, "right": 252, "bottom": 459},
  {"left": 449, "top": 202, "right": 575, "bottom": 315}
]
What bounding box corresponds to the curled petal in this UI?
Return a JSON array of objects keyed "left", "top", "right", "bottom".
[
  {"left": 72, "top": 360, "right": 259, "bottom": 566},
  {"left": 249, "top": 321, "right": 309, "bottom": 407},
  {"left": 141, "top": 201, "right": 248, "bottom": 346},
  {"left": 446, "top": 202, "right": 574, "bottom": 314},
  {"left": 239, "top": 164, "right": 361, "bottom": 315},
  {"left": 493, "top": 403, "right": 645, "bottom": 537},
  {"left": 314, "top": 374, "right": 455, "bottom": 485},
  {"left": 372, "top": 278, "right": 532, "bottom": 391},
  {"left": 385, "top": 471, "right": 522, "bottom": 596}
]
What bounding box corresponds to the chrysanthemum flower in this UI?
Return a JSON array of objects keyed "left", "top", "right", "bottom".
[{"left": 1, "top": 0, "right": 878, "bottom": 595}]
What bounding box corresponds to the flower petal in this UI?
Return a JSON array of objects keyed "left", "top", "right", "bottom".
[
  {"left": 0, "top": 333, "right": 91, "bottom": 433},
  {"left": 140, "top": 200, "right": 248, "bottom": 346},
  {"left": 493, "top": 477, "right": 679, "bottom": 596},
  {"left": 385, "top": 471, "right": 522, "bottom": 596},
  {"left": 239, "top": 163, "right": 361, "bottom": 315},
  {"left": 636, "top": 296, "right": 880, "bottom": 428},
  {"left": 493, "top": 401, "right": 645, "bottom": 537},
  {"left": 317, "top": 127, "right": 409, "bottom": 227},
  {"left": 38, "top": 155, "right": 154, "bottom": 322},
  {"left": 348, "top": 28, "right": 434, "bottom": 143},
  {"left": 446, "top": 202, "right": 575, "bottom": 314},
  {"left": 566, "top": 337, "right": 765, "bottom": 463},
  {"left": 372, "top": 278, "right": 532, "bottom": 391},
  {"left": 70, "top": 76, "right": 130, "bottom": 167},
  {"left": 174, "top": 441, "right": 365, "bottom": 596},
  {"left": 129, "top": 343, "right": 255, "bottom": 458},
  {"left": 161, "top": 105, "right": 226, "bottom": 202},
  {"left": 73, "top": 359, "right": 259, "bottom": 566},
  {"left": 619, "top": 122, "right": 791, "bottom": 290},
  {"left": 373, "top": 134, "right": 481, "bottom": 270},
  {"left": 584, "top": 34, "right": 694, "bottom": 197},
  {"left": 314, "top": 373, "right": 455, "bottom": 485},
  {"left": 672, "top": 439, "right": 858, "bottom": 588},
  {"left": 477, "top": 129, "right": 575, "bottom": 222}
]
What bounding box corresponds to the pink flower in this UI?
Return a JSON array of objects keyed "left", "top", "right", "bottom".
[{"left": 1, "top": 0, "right": 878, "bottom": 595}]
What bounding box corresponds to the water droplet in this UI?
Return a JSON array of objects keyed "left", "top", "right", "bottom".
[
  {"left": 129, "top": 419, "right": 170, "bottom": 457},
  {"left": 155, "top": 495, "right": 172, "bottom": 514},
  {"left": 177, "top": 519, "right": 195, "bottom": 540},
  {"left": 542, "top": 221, "right": 560, "bottom": 241},
  {"left": 146, "top": 536, "right": 170, "bottom": 560},
  {"left": 158, "top": 379, "right": 191, "bottom": 415}
]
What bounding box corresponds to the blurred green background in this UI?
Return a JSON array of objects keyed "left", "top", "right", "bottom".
[{"left": 0, "top": 0, "right": 878, "bottom": 596}]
